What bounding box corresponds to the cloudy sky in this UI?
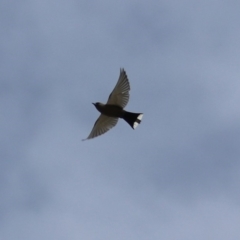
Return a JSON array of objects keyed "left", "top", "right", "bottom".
[{"left": 1, "top": 0, "right": 240, "bottom": 239}]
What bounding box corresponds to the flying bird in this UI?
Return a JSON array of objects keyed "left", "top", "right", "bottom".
[{"left": 83, "top": 68, "right": 143, "bottom": 140}]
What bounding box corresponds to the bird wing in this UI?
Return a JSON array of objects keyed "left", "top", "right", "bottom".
[
  {"left": 83, "top": 114, "right": 118, "bottom": 140},
  {"left": 107, "top": 68, "right": 130, "bottom": 108}
]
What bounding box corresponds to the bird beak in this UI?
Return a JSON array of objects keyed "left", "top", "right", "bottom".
[{"left": 92, "top": 103, "right": 95, "bottom": 106}]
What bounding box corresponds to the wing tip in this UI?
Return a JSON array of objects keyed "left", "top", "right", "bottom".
[{"left": 120, "top": 68, "right": 126, "bottom": 74}]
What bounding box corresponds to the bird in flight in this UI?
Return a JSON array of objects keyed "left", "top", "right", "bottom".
[{"left": 83, "top": 68, "right": 143, "bottom": 140}]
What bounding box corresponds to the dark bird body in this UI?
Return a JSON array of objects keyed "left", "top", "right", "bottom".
[
  {"left": 93, "top": 102, "right": 142, "bottom": 129},
  {"left": 94, "top": 103, "right": 124, "bottom": 118},
  {"left": 83, "top": 69, "right": 143, "bottom": 140}
]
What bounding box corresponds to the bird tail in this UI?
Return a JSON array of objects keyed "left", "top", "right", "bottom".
[{"left": 122, "top": 111, "right": 143, "bottom": 129}]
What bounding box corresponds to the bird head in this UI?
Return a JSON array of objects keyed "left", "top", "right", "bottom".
[{"left": 92, "top": 102, "right": 103, "bottom": 107}]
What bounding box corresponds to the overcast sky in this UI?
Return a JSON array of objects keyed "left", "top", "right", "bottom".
[{"left": 1, "top": 0, "right": 240, "bottom": 239}]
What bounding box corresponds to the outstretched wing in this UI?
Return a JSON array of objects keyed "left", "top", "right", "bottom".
[
  {"left": 107, "top": 68, "right": 130, "bottom": 108},
  {"left": 83, "top": 114, "right": 118, "bottom": 140}
]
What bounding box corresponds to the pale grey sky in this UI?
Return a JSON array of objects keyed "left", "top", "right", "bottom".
[{"left": 1, "top": 0, "right": 240, "bottom": 239}]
